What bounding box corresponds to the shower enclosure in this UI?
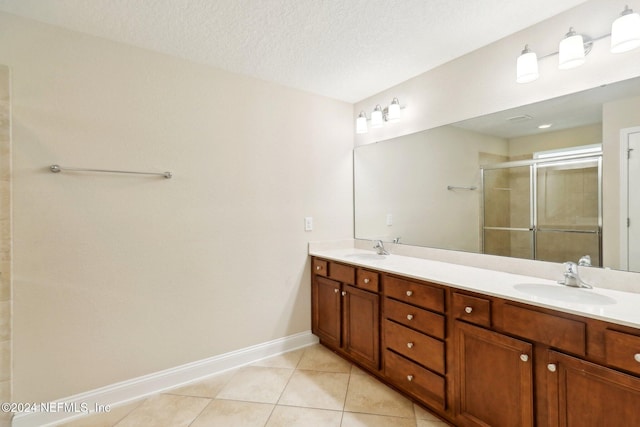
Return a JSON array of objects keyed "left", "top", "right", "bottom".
[{"left": 481, "top": 147, "right": 602, "bottom": 266}]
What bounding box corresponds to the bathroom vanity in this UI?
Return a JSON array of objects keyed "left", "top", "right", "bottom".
[{"left": 310, "top": 248, "right": 640, "bottom": 427}]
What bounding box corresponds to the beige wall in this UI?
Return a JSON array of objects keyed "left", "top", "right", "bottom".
[
  {"left": 0, "top": 13, "right": 353, "bottom": 402},
  {"left": 0, "top": 64, "right": 11, "bottom": 426}
]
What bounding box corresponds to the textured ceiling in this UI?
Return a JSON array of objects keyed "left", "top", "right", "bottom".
[{"left": 0, "top": 0, "right": 588, "bottom": 103}]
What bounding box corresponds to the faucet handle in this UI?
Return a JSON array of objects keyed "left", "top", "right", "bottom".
[{"left": 578, "top": 255, "right": 592, "bottom": 267}]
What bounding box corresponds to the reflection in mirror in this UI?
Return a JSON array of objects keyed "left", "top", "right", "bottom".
[{"left": 354, "top": 77, "right": 640, "bottom": 272}]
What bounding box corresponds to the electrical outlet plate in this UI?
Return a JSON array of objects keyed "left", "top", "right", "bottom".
[{"left": 304, "top": 217, "right": 313, "bottom": 231}]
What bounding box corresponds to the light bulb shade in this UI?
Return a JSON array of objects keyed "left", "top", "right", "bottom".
[
  {"left": 387, "top": 98, "right": 401, "bottom": 122},
  {"left": 611, "top": 8, "right": 640, "bottom": 53},
  {"left": 371, "top": 105, "right": 383, "bottom": 128},
  {"left": 355, "top": 112, "right": 368, "bottom": 134},
  {"left": 559, "top": 30, "right": 585, "bottom": 70},
  {"left": 516, "top": 47, "right": 539, "bottom": 83}
]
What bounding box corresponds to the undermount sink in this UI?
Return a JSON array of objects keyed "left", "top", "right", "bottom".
[
  {"left": 513, "top": 283, "right": 616, "bottom": 305},
  {"left": 345, "top": 253, "right": 387, "bottom": 261}
]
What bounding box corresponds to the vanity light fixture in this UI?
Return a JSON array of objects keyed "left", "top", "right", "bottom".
[
  {"left": 516, "top": 45, "right": 539, "bottom": 83},
  {"left": 355, "top": 98, "right": 405, "bottom": 133},
  {"left": 516, "top": 5, "right": 640, "bottom": 83},
  {"left": 611, "top": 5, "right": 640, "bottom": 53},
  {"left": 371, "top": 105, "right": 384, "bottom": 128},
  {"left": 356, "top": 111, "right": 368, "bottom": 134},
  {"left": 558, "top": 27, "right": 587, "bottom": 69}
]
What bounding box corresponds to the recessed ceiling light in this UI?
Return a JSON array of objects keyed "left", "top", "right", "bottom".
[{"left": 538, "top": 123, "right": 553, "bottom": 129}]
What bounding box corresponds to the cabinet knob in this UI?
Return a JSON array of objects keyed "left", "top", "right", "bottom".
[
  {"left": 341, "top": 291, "right": 347, "bottom": 296},
  {"left": 406, "top": 314, "right": 414, "bottom": 321},
  {"left": 520, "top": 354, "right": 529, "bottom": 362},
  {"left": 334, "top": 288, "right": 339, "bottom": 293},
  {"left": 464, "top": 306, "right": 473, "bottom": 314},
  {"left": 547, "top": 363, "right": 557, "bottom": 372},
  {"left": 364, "top": 278, "right": 370, "bottom": 284},
  {"left": 407, "top": 375, "right": 414, "bottom": 382},
  {"left": 634, "top": 354, "right": 640, "bottom": 363},
  {"left": 407, "top": 342, "right": 414, "bottom": 349},
  {"left": 406, "top": 290, "right": 413, "bottom": 297},
  {"left": 316, "top": 266, "right": 321, "bottom": 270}
]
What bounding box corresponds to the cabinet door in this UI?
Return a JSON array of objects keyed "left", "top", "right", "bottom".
[
  {"left": 312, "top": 276, "right": 342, "bottom": 349},
  {"left": 344, "top": 285, "right": 380, "bottom": 370},
  {"left": 455, "top": 321, "right": 534, "bottom": 427},
  {"left": 547, "top": 350, "right": 640, "bottom": 427}
]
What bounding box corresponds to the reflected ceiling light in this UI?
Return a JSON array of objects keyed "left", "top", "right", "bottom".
[
  {"left": 354, "top": 98, "right": 405, "bottom": 133},
  {"left": 559, "top": 27, "right": 586, "bottom": 69},
  {"left": 371, "top": 105, "right": 384, "bottom": 128},
  {"left": 516, "top": 45, "right": 539, "bottom": 83},
  {"left": 538, "top": 123, "right": 553, "bottom": 129},
  {"left": 356, "top": 111, "right": 368, "bottom": 134},
  {"left": 611, "top": 5, "right": 640, "bottom": 53}
]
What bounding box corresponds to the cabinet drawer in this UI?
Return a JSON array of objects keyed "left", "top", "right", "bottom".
[
  {"left": 501, "top": 304, "right": 586, "bottom": 356},
  {"left": 384, "top": 319, "right": 445, "bottom": 374},
  {"left": 312, "top": 259, "right": 328, "bottom": 277},
  {"left": 385, "top": 349, "right": 445, "bottom": 411},
  {"left": 605, "top": 330, "right": 640, "bottom": 376},
  {"left": 356, "top": 269, "right": 379, "bottom": 292},
  {"left": 452, "top": 292, "right": 491, "bottom": 327},
  {"left": 329, "top": 262, "right": 355, "bottom": 285},
  {"left": 385, "top": 298, "right": 445, "bottom": 339},
  {"left": 385, "top": 276, "right": 445, "bottom": 313}
]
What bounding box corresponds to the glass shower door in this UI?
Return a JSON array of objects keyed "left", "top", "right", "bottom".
[
  {"left": 535, "top": 157, "right": 602, "bottom": 266},
  {"left": 482, "top": 165, "right": 533, "bottom": 259}
]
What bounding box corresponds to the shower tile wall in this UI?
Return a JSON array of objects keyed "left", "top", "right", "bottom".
[{"left": 0, "top": 64, "right": 11, "bottom": 425}]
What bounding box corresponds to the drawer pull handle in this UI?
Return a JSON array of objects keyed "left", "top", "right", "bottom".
[
  {"left": 407, "top": 375, "right": 414, "bottom": 382},
  {"left": 635, "top": 354, "right": 640, "bottom": 363},
  {"left": 363, "top": 278, "right": 370, "bottom": 284},
  {"left": 341, "top": 291, "right": 346, "bottom": 296},
  {"left": 316, "top": 266, "right": 322, "bottom": 270},
  {"left": 547, "top": 363, "right": 557, "bottom": 372},
  {"left": 406, "top": 290, "right": 413, "bottom": 297},
  {"left": 406, "top": 314, "right": 414, "bottom": 321},
  {"left": 520, "top": 354, "right": 529, "bottom": 362},
  {"left": 407, "top": 342, "right": 414, "bottom": 349},
  {"left": 464, "top": 306, "right": 473, "bottom": 314}
]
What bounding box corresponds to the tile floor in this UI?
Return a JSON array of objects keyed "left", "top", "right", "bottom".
[{"left": 61, "top": 344, "right": 452, "bottom": 427}]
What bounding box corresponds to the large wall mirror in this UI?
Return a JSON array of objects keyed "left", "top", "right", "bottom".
[{"left": 354, "top": 76, "right": 640, "bottom": 273}]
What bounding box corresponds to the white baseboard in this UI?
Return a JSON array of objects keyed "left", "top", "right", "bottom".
[{"left": 12, "top": 331, "right": 318, "bottom": 427}]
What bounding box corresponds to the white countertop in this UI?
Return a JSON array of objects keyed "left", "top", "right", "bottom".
[{"left": 309, "top": 247, "right": 640, "bottom": 329}]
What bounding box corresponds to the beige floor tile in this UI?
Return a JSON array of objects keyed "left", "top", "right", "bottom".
[
  {"left": 341, "top": 412, "right": 418, "bottom": 427},
  {"left": 344, "top": 372, "right": 415, "bottom": 418},
  {"left": 252, "top": 348, "right": 305, "bottom": 369},
  {"left": 416, "top": 419, "right": 450, "bottom": 427},
  {"left": 266, "top": 405, "right": 342, "bottom": 427},
  {"left": 166, "top": 369, "right": 237, "bottom": 398},
  {"left": 216, "top": 366, "right": 294, "bottom": 404},
  {"left": 414, "top": 404, "right": 447, "bottom": 422},
  {"left": 278, "top": 370, "right": 349, "bottom": 410},
  {"left": 190, "top": 399, "right": 274, "bottom": 427},
  {"left": 297, "top": 344, "right": 352, "bottom": 373},
  {"left": 60, "top": 400, "right": 143, "bottom": 427},
  {"left": 114, "top": 394, "right": 209, "bottom": 427}
]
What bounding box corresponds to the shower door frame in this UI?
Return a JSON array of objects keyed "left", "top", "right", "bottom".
[{"left": 480, "top": 152, "right": 602, "bottom": 265}]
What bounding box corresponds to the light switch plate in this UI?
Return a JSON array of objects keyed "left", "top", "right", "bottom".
[{"left": 304, "top": 216, "right": 313, "bottom": 231}]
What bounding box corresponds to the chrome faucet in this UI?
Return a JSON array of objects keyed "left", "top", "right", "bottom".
[
  {"left": 373, "top": 240, "right": 389, "bottom": 255},
  {"left": 558, "top": 257, "right": 592, "bottom": 289}
]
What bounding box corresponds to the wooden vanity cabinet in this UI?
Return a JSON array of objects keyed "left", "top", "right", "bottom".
[
  {"left": 454, "top": 320, "right": 534, "bottom": 427},
  {"left": 382, "top": 275, "right": 447, "bottom": 412},
  {"left": 311, "top": 258, "right": 380, "bottom": 371},
  {"left": 311, "top": 257, "right": 640, "bottom": 427}
]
